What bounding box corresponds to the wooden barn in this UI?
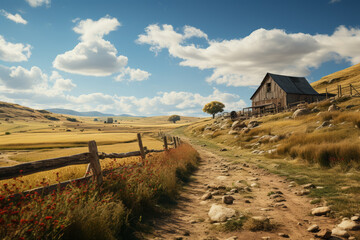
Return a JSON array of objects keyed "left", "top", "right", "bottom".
[{"left": 248, "top": 73, "right": 329, "bottom": 114}]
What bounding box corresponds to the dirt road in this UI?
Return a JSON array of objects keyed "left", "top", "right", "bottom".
[{"left": 144, "top": 143, "right": 340, "bottom": 240}]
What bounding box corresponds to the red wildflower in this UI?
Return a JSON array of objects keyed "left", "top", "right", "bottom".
[{"left": 45, "top": 216, "right": 52, "bottom": 220}]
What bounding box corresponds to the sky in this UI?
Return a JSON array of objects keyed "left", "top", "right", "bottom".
[{"left": 0, "top": 0, "right": 360, "bottom": 117}]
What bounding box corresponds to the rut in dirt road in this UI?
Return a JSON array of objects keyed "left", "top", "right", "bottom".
[{"left": 144, "top": 144, "right": 341, "bottom": 240}]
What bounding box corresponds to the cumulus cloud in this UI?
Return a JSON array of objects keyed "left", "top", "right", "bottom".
[
  {"left": 1, "top": 10, "right": 27, "bottom": 24},
  {"left": 0, "top": 35, "right": 31, "bottom": 62},
  {"left": 0, "top": 65, "right": 75, "bottom": 94},
  {"left": 114, "top": 67, "right": 151, "bottom": 82},
  {"left": 137, "top": 24, "right": 360, "bottom": 87},
  {"left": 53, "top": 16, "right": 149, "bottom": 79},
  {"left": 0, "top": 69, "right": 245, "bottom": 116},
  {"left": 25, "top": 0, "right": 50, "bottom": 7}
]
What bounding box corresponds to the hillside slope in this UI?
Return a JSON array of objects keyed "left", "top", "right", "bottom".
[
  {"left": 311, "top": 63, "right": 360, "bottom": 94},
  {"left": 0, "top": 101, "right": 59, "bottom": 120}
]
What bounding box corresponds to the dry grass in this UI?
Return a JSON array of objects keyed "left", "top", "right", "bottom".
[{"left": 0, "top": 144, "right": 199, "bottom": 240}]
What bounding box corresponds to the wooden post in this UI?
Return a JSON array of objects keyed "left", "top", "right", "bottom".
[
  {"left": 176, "top": 137, "right": 180, "bottom": 146},
  {"left": 350, "top": 84, "right": 353, "bottom": 96},
  {"left": 326, "top": 88, "right": 328, "bottom": 99},
  {"left": 337, "top": 85, "right": 340, "bottom": 97},
  {"left": 88, "top": 141, "right": 103, "bottom": 185},
  {"left": 173, "top": 136, "right": 177, "bottom": 148},
  {"left": 163, "top": 136, "right": 168, "bottom": 151},
  {"left": 137, "top": 133, "right": 145, "bottom": 160},
  {"left": 340, "top": 85, "right": 342, "bottom": 97}
]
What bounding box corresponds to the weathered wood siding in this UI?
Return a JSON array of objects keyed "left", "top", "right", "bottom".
[
  {"left": 286, "top": 94, "right": 326, "bottom": 106},
  {"left": 251, "top": 75, "right": 287, "bottom": 108}
]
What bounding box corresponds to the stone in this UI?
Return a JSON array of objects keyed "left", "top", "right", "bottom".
[
  {"left": 269, "top": 135, "right": 280, "bottom": 142},
  {"left": 220, "top": 148, "right": 227, "bottom": 151},
  {"left": 351, "top": 215, "right": 360, "bottom": 221},
  {"left": 295, "top": 190, "right": 311, "bottom": 196},
  {"left": 222, "top": 195, "right": 235, "bottom": 204},
  {"left": 248, "top": 120, "right": 260, "bottom": 128},
  {"left": 250, "top": 183, "right": 258, "bottom": 187},
  {"left": 208, "top": 204, "right": 236, "bottom": 222},
  {"left": 258, "top": 135, "right": 273, "bottom": 143},
  {"left": 225, "top": 237, "right": 237, "bottom": 240},
  {"left": 346, "top": 104, "right": 355, "bottom": 109},
  {"left": 315, "top": 229, "right": 332, "bottom": 239},
  {"left": 201, "top": 192, "right": 212, "bottom": 200},
  {"left": 292, "top": 108, "right": 310, "bottom": 119},
  {"left": 231, "top": 120, "right": 246, "bottom": 130},
  {"left": 311, "top": 207, "right": 331, "bottom": 216},
  {"left": 261, "top": 237, "right": 270, "bottom": 240},
  {"left": 277, "top": 233, "right": 289, "bottom": 238},
  {"left": 230, "top": 188, "right": 238, "bottom": 193},
  {"left": 328, "top": 104, "right": 340, "bottom": 112},
  {"left": 307, "top": 224, "right": 319, "bottom": 232},
  {"left": 331, "top": 227, "right": 349, "bottom": 238},
  {"left": 228, "top": 130, "right": 238, "bottom": 135},
  {"left": 183, "top": 230, "right": 190, "bottom": 236},
  {"left": 337, "top": 219, "right": 360, "bottom": 230}
]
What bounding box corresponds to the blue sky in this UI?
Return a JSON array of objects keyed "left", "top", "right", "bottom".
[{"left": 0, "top": 0, "right": 360, "bottom": 116}]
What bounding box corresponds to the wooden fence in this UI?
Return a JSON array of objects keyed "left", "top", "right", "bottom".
[
  {"left": 325, "top": 83, "right": 360, "bottom": 98},
  {"left": 0, "top": 133, "right": 182, "bottom": 197}
]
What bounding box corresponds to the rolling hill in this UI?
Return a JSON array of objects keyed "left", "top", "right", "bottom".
[
  {"left": 311, "top": 62, "right": 360, "bottom": 95},
  {"left": 45, "top": 108, "right": 135, "bottom": 117}
]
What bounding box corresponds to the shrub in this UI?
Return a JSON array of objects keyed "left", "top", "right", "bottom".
[
  {"left": 66, "top": 117, "right": 78, "bottom": 122},
  {"left": 5, "top": 132, "right": 10, "bottom": 135},
  {"left": 44, "top": 115, "right": 60, "bottom": 121}
]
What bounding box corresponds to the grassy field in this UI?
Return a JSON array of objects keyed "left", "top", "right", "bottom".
[{"left": 0, "top": 112, "right": 203, "bottom": 192}]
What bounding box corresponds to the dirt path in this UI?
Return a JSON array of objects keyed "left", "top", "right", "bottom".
[{"left": 143, "top": 143, "right": 341, "bottom": 240}]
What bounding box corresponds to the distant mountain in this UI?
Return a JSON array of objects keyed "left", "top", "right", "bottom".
[{"left": 45, "top": 108, "right": 134, "bottom": 117}]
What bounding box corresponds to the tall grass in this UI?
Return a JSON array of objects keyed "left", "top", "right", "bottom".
[
  {"left": 0, "top": 144, "right": 199, "bottom": 240},
  {"left": 277, "top": 131, "right": 360, "bottom": 168}
]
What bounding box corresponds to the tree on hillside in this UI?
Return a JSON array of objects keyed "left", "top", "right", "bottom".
[
  {"left": 168, "top": 115, "right": 181, "bottom": 123},
  {"left": 203, "top": 101, "right": 225, "bottom": 119}
]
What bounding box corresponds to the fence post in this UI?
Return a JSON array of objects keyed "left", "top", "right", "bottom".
[
  {"left": 173, "top": 136, "right": 177, "bottom": 148},
  {"left": 350, "top": 84, "right": 353, "bottom": 96},
  {"left": 163, "top": 136, "right": 168, "bottom": 151},
  {"left": 337, "top": 85, "right": 339, "bottom": 97},
  {"left": 326, "top": 88, "right": 328, "bottom": 99},
  {"left": 88, "top": 140, "right": 103, "bottom": 185},
  {"left": 137, "top": 133, "right": 145, "bottom": 160},
  {"left": 340, "top": 85, "right": 342, "bottom": 97}
]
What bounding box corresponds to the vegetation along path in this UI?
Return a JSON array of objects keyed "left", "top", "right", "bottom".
[{"left": 144, "top": 141, "right": 341, "bottom": 240}]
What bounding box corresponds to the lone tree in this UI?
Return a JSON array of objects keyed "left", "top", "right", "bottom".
[
  {"left": 168, "top": 115, "right": 181, "bottom": 123},
  {"left": 203, "top": 101, "right": 225, "bottom": 118}
]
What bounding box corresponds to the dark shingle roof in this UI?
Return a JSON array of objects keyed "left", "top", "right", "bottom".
[
  {"left": 268, "top": 73, "right": 319, "bottom": 95},
  {"left": 250, "top": 73, "right": 319, "bottom": 99}
]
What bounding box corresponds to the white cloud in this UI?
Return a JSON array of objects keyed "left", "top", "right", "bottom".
[
  {"left": 0, "top": 69, "right": 245, "bottom": 116},
  {"left": 0, "top": 35, "right": 31, "bottom": 62},
  {"left": 330, "top": 0, "right": 341, "bottom": 3},
  {"left": 53, "top": 39, "right": 128, "bottom": 76},
  {"left": 0, "top": 65, "right": 75, "bottom": 94},
  {"left": 53, "top": 16, "right": 149, "bottom": 79},
  {"left": 0, "top": 10, "right": 27, "bottom": 24},
  {"left": 114, "top": 67, "right": 151, "bottom": 82},
  {"left": 25, "top": 0, "right": 50, "bottom": 7},
  {"left": 137, "top": 24, "right": 360, "bottom": 87}
]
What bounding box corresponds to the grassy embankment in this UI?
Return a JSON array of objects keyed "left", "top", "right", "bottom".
[
  {"left": 177, "top": 96, "right": 360, "bottom": 218},
  {"left": 0, "top": 143, "right": 200, "bottom": 240}
]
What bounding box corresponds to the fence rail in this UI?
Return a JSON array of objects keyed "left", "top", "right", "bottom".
[{"left": 0, "top": 133, "right": 182, "bottom": 197}]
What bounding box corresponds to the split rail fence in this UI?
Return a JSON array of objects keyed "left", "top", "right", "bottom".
[{"left": 0, "top": 133, "right": 182, "bottom": 197}]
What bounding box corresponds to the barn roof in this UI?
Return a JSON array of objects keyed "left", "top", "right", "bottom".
[{"left": 250, "top": 73, "right": 319, "bottom": 99}]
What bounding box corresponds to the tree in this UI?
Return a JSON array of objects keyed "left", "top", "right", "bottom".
[
  {"left": 203, "top": 101, "right": 225, "bottom": 119},
  {"left": 168, "top": 115, "right": 181, "bottom": 123}
]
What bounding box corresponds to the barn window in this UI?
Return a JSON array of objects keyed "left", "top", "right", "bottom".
[{"left": 266, "top": 83, "right": 271, "bottom": 93}]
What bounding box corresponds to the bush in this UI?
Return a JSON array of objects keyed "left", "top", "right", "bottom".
[
  {"left": 44, "top": 115, "right": 60, "bottom": 121},
  {"left": 5, "top": 132, "right": 10, "bottom": 135},
  {"left": 66, "top": 117, "right": 78, "bottom": 122}
]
